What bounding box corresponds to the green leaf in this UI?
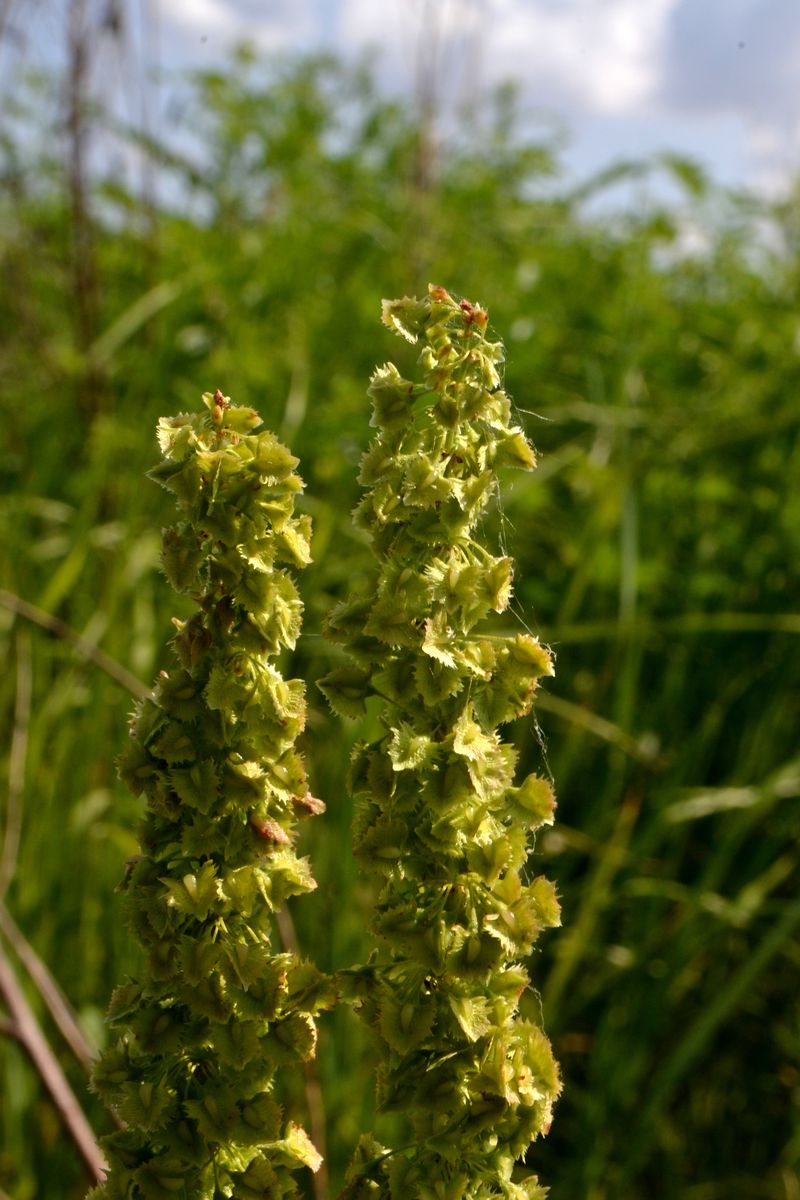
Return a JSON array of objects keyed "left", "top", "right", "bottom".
[
  {"left": 222, "top": 759, "right": 266, "bottom": 805},
  {"left": 265, "top": 1012, "right": 317, "bottom": 1067},
  {"left": 511, "top": 634, "right": 554, "bottom": 676},
  {"left": 147, "top": 457, "right": 202, "bottom": 504},
  {"left": 474, "top": 636, "right": 553, "bottom": 726},
  {"left": 515, "top": 1020, "right": 561, "bottom": 1099},
  {"left": 494, "top": 428, "right": 536, "bottom": 470},
  {"left": 224, "top": 941, "right": 274, "bottom": 991},
  {"left": 260, "top": 668, "right": 305, "bottom": 721},
  {"left": 381, "top": 296, "right": 428, "bottom": 343},
  {"left": 402, "top": 455, "right": 454, "bottom": 508},
  {"left": 199, "top": 501, "right": 242, "bottom": 546},
  {"left": 525, "top": 875, "right": 562, "bottom": 930},
  {"left": 91, "top": 1044, "right": 136, "bottom": 1100},
  {"left": 368, "top": 363, "right": 417, "bottom": 429},
  {"left": 133, "top": 1003, "right": 186, "bottom": 1056},
  {"left": 262, "top": 748, "right": 307, "bottom": 801},
  {"left": 160, "top": 524, "right": 204, "bottom": 593},
  {"left": 252, "top": 430, "right": 300, "bottom": 479},
  {"left": 274, "top": 514, "right": 312, "bottom": 567},
  {"left": 134, "top": 1155, "right": 197, "bottom": 1200},
  {"left": 151, "top": 722, "right": 197, "bottom": 765},
  {"left": 222, "top": 865, "right": 261, "bottom": 916},
  {"left": 421, "top": 611, "right": 458, "bottom": 668},
  {"left": 211, "top": 1017, "right": 261, "bottom": 1075},
  {"left": 342, "top": 1133, "right": 389, "bottom": 1197},
  {"left": 227, "top": 1156, "right": 283, "bottom": 1200},
  {"left": 378, "top": 995, "right": 435, "bottom": 1053},
  {"left": 273, "top": 1122, "right": 323, "bottom": 1173},
  {"left": 205, "top": 659, "right": 252, "bottom": 712},
  {"left": 106, "top": 981, "right": 143, "bottom": 1024},
  {"left": 100, "top": 1129, "right": 150, "bottom": 1171},
  {"left": 452, "top": 706, "right": 498, "bottom": 763},
  {"left": 413, "top": 654, "right": 464, "bottom": 705},
  {"left": 317, "top": 666, "right": 372, "bottom": 719},
  {"left": 506, "top": 775, "right": 556, "bottom": 829},
  {"left": 510, "top": 1178, "right": 549, "bottom": 1200},
  {"left": 388, "top": 724, "right": 436, "bottom": 771},
  {"left": 485, "top": 556, "right": 514, "bottom": 613},
  {"left": 285, "top": 959, "right": 338, "bottom": 1014},
  {"left": 161, "top": 860, "right": 221, "bottom": 920},
  {"left": 455, "top": 470, "right": 494, "bottom": 517},
  {"left": 117, "top": 740, "right": 160, "bottom": 795},
  {"left": 179, "top": 937, "right": 220, "bottom": 985},
  {"left": 353, "top": 816, "right": 409, "bottom": 866},
  {"left": 449, "top": 993, "right": 493, "bottom": 1042},
  {"left": 170, "top": 758, "right": 219, "bottom": 814},
  {"left": 364, "top": 591, "right": 421, "bottom": 648},
  {"left": 184, "top": 1087, "right": 241, "bottom": 1143},
  {"left": 241, "top": 572, "right": 303, "bottom": 651},
  {"left": 237, "top": 1093, "right": 283, "bottom": 1143},
  {"left": 156, "top": 413, "right": 197, "bottom": 458},
  {"left": 267, "top": 851, "right": 318, "bottom": 906},
  {"left": 221, "top": 402, "right": 262, "bottom": 434},
  {"left": 117, "top": 1079, "right": 176, "bottom": 1132},
  {"left": 155, "top": 669, "right": 204, "bottom": 721}
]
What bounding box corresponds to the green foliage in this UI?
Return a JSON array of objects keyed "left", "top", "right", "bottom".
[
  {"left": 321, "top": 289, "right": 561, "bottom": 1198},
  {"left": 1, "top": 45, "right": 799, "bottom": 1200},
  {"left": 89, "top": 392, "right": 330, "bottom": 1199}
]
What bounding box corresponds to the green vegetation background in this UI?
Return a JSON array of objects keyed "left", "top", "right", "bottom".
[{"left": 1, "top": 49, "right": 799, "bottom": 1200}]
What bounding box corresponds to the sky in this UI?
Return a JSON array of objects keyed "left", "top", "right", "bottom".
[
  {"left": 156, "top": 0, "right": 800, "bottom": 192},
  {"left": 5, "top": 0, "right": 800, "bottom": 195}
]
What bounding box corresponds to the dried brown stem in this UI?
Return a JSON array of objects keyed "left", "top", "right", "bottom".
[
  {"left": 67, "top": 0, "right": 103, "bottom": 411},
  {"left": 0, "top": 940, "right": 105, "bottom": 1183},
  {"left": 0, "top": 589, "right": 150, "bottom": 700},
  {"left": 0, "top": 903, "right": 97, "bottom": 1075},
  {"left": 0, "top": 630, "right": 32, "bottom": 901},
  {"left": 276, "top": 907, "right": 329, "bottom": 1200}
]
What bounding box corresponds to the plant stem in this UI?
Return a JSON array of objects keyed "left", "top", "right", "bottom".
[
  {"left": 0, "top": 630, "right": 32, "bottom": 901},
  {"left": 0, "top": 903, "right": 98, "bottom": 1075},
  {"left": 0, "top": 940, "right": 105, "bottom": 1183},
  {"left": 0, "top": 589, "right": 150, "bottom": 700}
]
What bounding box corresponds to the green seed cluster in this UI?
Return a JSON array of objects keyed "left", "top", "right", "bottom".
[
  {"left": 89, "top": 391, "right": 330, "bottom": 1200},
  {"left": 321, "top": 287, "right": 561, "bottom": 1200}
]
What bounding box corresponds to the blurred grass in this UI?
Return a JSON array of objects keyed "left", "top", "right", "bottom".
[{"left": 1, "top": 48, "right": 799, "bottom": 1200}]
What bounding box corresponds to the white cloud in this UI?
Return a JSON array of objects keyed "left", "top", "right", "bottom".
[
  {"left": 161, "top": 0, "right": 234, "bottom": 37},
  {"left": 145, "top": 0, "right": 800, "bottom": 194},
  {"left": 481, "top": 0, "right": 680, "bottom": 113},
  {"left": 336, "top": 0, "right": 679, "bottom": 115},
  {"left": 160, "top": 0, "right": 318, "bottom": 54},
  {"left": 742, "top": 116, "right": 800, "bottom": 196}
]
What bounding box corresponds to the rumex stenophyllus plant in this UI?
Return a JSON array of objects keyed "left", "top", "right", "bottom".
[
  {"left": 88, "top": 390, "right": 331, "bottom": 1200},
  {"left": 320, "top": 287, "right": 562, "bottom": 1200}
]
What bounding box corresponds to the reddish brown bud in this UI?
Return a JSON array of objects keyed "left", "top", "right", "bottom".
[
  {"left": 250, "top": 817, "right": 290, "bottom": 844},
  {"left": 292, "top": 793, "right": 326, "bottom": 818}
]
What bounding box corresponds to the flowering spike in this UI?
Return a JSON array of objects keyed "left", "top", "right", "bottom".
[
  {"left": 88, "top": 393, "right": 331, "bottom": 1200},
  {"left": 324, "top": 288, "right": 561, "bottom": 1199}
]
